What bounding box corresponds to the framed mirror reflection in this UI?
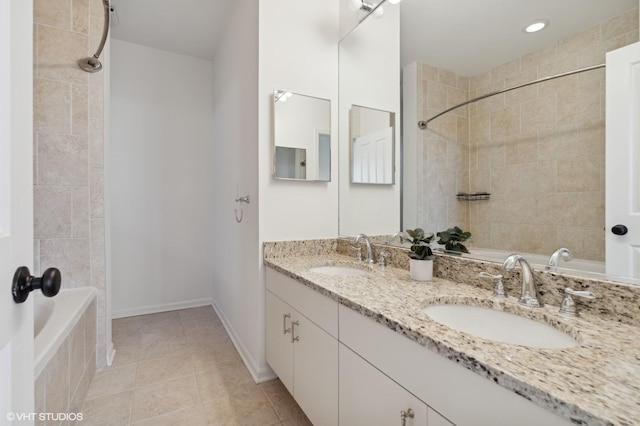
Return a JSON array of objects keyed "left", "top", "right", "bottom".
[{"left": 273, "top": 90, "right": 331, "bottom": 182}]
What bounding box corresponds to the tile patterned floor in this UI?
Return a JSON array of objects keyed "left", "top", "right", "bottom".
[{"left": 80, "top": 306, "right": 311, "bottom": 425}]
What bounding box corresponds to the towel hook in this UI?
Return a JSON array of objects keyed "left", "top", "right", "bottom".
[{"left": 234, "top": 194, "right": 250, "bottom": 223}]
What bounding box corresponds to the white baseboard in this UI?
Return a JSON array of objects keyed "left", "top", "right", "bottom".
[
  {"left": 211, "top": 300, "right": 276, "bottom": 384},
  {"left": 112, "top": 298, "right": 215, "bottom": 319}
]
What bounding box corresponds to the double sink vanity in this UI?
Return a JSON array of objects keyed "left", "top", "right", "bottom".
[{"left": 263, "top": 239, "right": 640, "bottom": 426}]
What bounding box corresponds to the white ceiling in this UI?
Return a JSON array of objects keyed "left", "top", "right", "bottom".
[
  {"left": 109, "top": 0, "right": 235, "bottom": 60},
  {"left": 108, "top": 0, "right": 638, "bottom": 74},
  {"left": 400, "top": 0, "right": 638, "bottom": 75}
]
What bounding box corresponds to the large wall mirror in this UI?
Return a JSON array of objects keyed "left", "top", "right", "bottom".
[
  {"left": 339, "top": 0, "right": 640, "bottom": 284},
  {"left": 338, "top": 0, "right": 401, "bottom": 237},
  {"left": 273, "top": 90, "right": 331, "bottom": 182}
]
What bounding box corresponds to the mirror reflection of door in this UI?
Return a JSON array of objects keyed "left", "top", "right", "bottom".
[
  {"left": 350, "top": 105, "right": 395, "bottom": 184},
  {"left": 318, "top": 132, "right": 331, "bottom": 181},
  {"left": 352, "top": 127, "right": 393, "bottom": 184}
]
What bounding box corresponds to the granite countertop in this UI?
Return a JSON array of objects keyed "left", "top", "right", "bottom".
[{"left": 264, "top": 253, "right": 640, "bottom": 426}]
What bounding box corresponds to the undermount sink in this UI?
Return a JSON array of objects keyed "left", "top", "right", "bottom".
[
  {"left": 423, "top": 304, "right": 578, "bottom": 349},
  {"left": 308, "top": 265, "right": 369, "bottom": 276}
]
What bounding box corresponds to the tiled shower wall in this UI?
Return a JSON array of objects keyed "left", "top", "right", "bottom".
[
  {"left": 416, "top": 8, "right": 638, "bottom": 261},
  {"left": 33, "top": 0, "right": 108, "bottom": 367}
]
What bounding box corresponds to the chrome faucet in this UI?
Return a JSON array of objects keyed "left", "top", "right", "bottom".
[
  {"left": 354, "top": 234, "right": 375, "bottom": 265},
  {"left": 546, "top": 248, "right": 572, "bottom": 271},
  {"left": 387, "top": 231, "right": 410, "bottom": 245},
  {"left": 503, "top": 253, "right": 542, "bottom": 308}
]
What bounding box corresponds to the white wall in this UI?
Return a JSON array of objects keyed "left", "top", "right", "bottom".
[
  {"left": 209, "top": 0, "right": 263, "bottom": 380},
  {"left": 259, "top": 0, "right": 340, "bottom": 242},
  {"left": 339, "top": 3, "right": 401, "bottom": 236},
  {"left": 109, "top": 40, "right": 215, "bottom": 317},
  {"left": 208, "top": 0, "right": 339, "bottom": 383}
]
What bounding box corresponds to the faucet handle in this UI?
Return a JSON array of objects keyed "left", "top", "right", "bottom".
[
  {"left": 378, "top": 250, "right": 389, "bottom": 267},
  {"left": 351, "top": 246, "right": 362, "bottom": 263},
  {"left": 559, "top": 288, "right": 596, "bottom": 317},
  {"left": 479, "top": 272, "right": 506, "bottom": 299}
]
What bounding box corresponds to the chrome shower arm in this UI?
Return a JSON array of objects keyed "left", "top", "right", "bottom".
[{"left": 78, "top": 0, "right": 110, "bottom": 73}]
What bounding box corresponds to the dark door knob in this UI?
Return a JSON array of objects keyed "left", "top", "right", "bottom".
[
  {"left": 12, "top": 266, "right": 61, "bottom": 303},
  {"left": 611, "top": 224, "right": 628, "bottom": 236}
]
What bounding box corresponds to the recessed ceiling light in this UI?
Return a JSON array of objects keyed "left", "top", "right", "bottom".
[{"left": 525, "top": 20, "right": 548, "bottom": 33}]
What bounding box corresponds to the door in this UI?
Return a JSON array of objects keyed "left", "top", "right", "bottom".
[
  {"left": 0, "top": 0, "right": 34, "bottom": 418},
  {"left": 606, "top": 41, "right": 640, "bottom": 278}
]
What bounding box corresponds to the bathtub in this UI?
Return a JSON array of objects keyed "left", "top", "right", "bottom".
[{"left": 34, "top": 287, "right": 97, "bottom": 378}]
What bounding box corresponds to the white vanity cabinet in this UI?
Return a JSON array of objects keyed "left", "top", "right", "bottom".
[
  {"left": 265, "top": 269, "right": 338, "bottom": 426},
  {"left": 339, "top": 343, "right": 429, "bottom": 426}
]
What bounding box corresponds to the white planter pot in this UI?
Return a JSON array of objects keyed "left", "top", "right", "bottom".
[{"left": 410, "top": 258, "right": 433, "bottom": 282}]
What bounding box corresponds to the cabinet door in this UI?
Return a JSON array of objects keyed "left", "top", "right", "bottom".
[
  {"left": 340, "top": 344, "right": 427, "bottom": 426},
  {"left": 293, "top": 314, "right": 339, "bottom": 426},
  {"left": 266, "top": 291, "right": 294, "bottom": 393},
  {"left": 428, "top": 408, "right": 455, "bottom": 426}
]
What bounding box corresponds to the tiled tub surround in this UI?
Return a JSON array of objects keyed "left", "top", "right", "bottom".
[
  {"left": 263, "top": 240, "right": 640, "bottom": 425},
  {"left": 34, "top": 290, "right": 97, "bottom": 424}
]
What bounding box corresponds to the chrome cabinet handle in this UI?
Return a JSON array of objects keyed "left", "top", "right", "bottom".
[
  {"left": 291, "top": 320, "right": 300, "bottom": 343},
  {"left": 400, "top": 408, "right": 414, "bottom": 426},
  {"left": 283, "top": 313, "right": 291, "bottom": 334}
]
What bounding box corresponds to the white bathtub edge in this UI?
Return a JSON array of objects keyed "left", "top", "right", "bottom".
[{"left": 34, "top": 287, "right": 97, "bottom": 379}]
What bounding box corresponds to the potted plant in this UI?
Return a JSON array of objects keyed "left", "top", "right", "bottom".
[
  {"left": 406, "top": 228, "right": 434, "bottom": 281},
  {"left": 436, "top": 226, "right": 472, "bottom": 254}
]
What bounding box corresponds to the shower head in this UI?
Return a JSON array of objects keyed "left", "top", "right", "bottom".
[
  {"left": 78, "top": 0, "right": 110, "bottom": 73},
  {"left": 78, "top": 56, "right": 103, "bottom": 73}
]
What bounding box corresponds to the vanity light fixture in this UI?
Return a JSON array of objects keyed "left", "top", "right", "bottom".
[
  {"left": 274, "top": 90, "right": 293, "bottom": 103},
  {"left": 525, "top": 20, "right": 548, "bottom": 33},
  {"left": 349, "top": 0, "right": 384, "bottom": 18}
]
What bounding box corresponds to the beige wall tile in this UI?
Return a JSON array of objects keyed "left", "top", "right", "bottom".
[
  {"left": 420, "top": 62, "right": 438, "bottom": 81},
  {"left": 447, "top": 86, "right": 468, "bottom": 117},
  {"left": 490, "top": 165, "right": 519, "bottom": 195},
  {"left": 438, "top": 68, "right": 457, "bottom": 87},
  {"left": 602, "top": 9, "right": 639, "bottom": 41},
  {"left": 521, "top": 95, "right": 557, "bottom": 133},
  {"left": 456, "top": 117, "right": 469, "bottom": 145},
  {"left": 89, "top": 73, "right": 104, "bottom": 118},
  {"left": 69, "top": 316, "right": 87, "bottom": 397},
  {"left": 477, "top": 141, "right": 505, "bottom": 169},
  {"left": 89, "top": 118, "right": 104, "bottom": 167},
  {"left": 577, "top": 118, "right": 605, "bottom": 155},
  {"left": 504, "top": 132, "right": 537, "bottom": 165},
  {"left": 469, "top": 168, "right": 490, "bottom": 193},
  {"left": 45, "top": 340, "right": 70, "bottom": 415},
  {"left": 447, "top": 140, "right": 467, "bottom": 170},
  {"left": 491, "top": 58, "right": 520, "bottom": 82},
  {"left": 34, "top": 186, "right": 72, "bottom": 238},
  {"left": 557, "top": 24, "right": 601, "bottom": 57},
  {"left": 35, "top": 372, "right": 45, "bottom": 426},
  {"left": 521, "top": 43, "right": 557, "bottom": 71},
  {"left": 520, "top": 160, "right": 557, "bottom": 194},
  {"left": 72, "top": 186, "right": 90, "bottom": 238},
  {"left": 537, "top": 124, "right": 579, "bottom": 160},
  {"left": 40, "top": 238, "right": 91, "bottom": 288},
  {"left": 72, "top": 0, "right": 89, "bottom": 34},
  {"left": 427, "top": 81, "right": 447, "bottom": 111},
  {"left": 456, "top": 75, "right": 469, "bottom": 91},
  {"left": 37, "top": 133, "right": 88, "bottom": 185},
  {"left": 490, "top": 105, "right": 520, "bottom": 139},
  {"left": 37, "top": 25, "right": 89, "bottom": 85},
  {"left": 537, "top": 74, "right": 577, "bottom": 98},
  {"left": 557, "top": 86, "right": 600, "bottom": 125},
  {"left": 556, "top": 226, "right": 605, "bottom": 261},
  {"left": 89, "top": 168, "right": 104, "bottom": 218},
  {"left": 35, "top": 0, "right": 71, "bottom": 30},
  {"left": 73, "top": 84, "right": 89, "bottom": 136},
  {"left": 34, "top": 79, "right": 72, "bottom": 134},
  {"left": 469, "top": 113, "right": 490, "bottom": 142},
  {"left": 91, "top": 219, "right": 105, "bottom": 269},
  {"left": 557, "top": 155, "right": 603, "bottom": 192}
]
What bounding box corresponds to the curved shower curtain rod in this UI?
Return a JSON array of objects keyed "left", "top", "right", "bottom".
[
  {"left": 78, "top": 0, "right": 110, "bottom": 73},
  {"left": 418, "top": 63, "right": 605, "bottom": 129}
]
